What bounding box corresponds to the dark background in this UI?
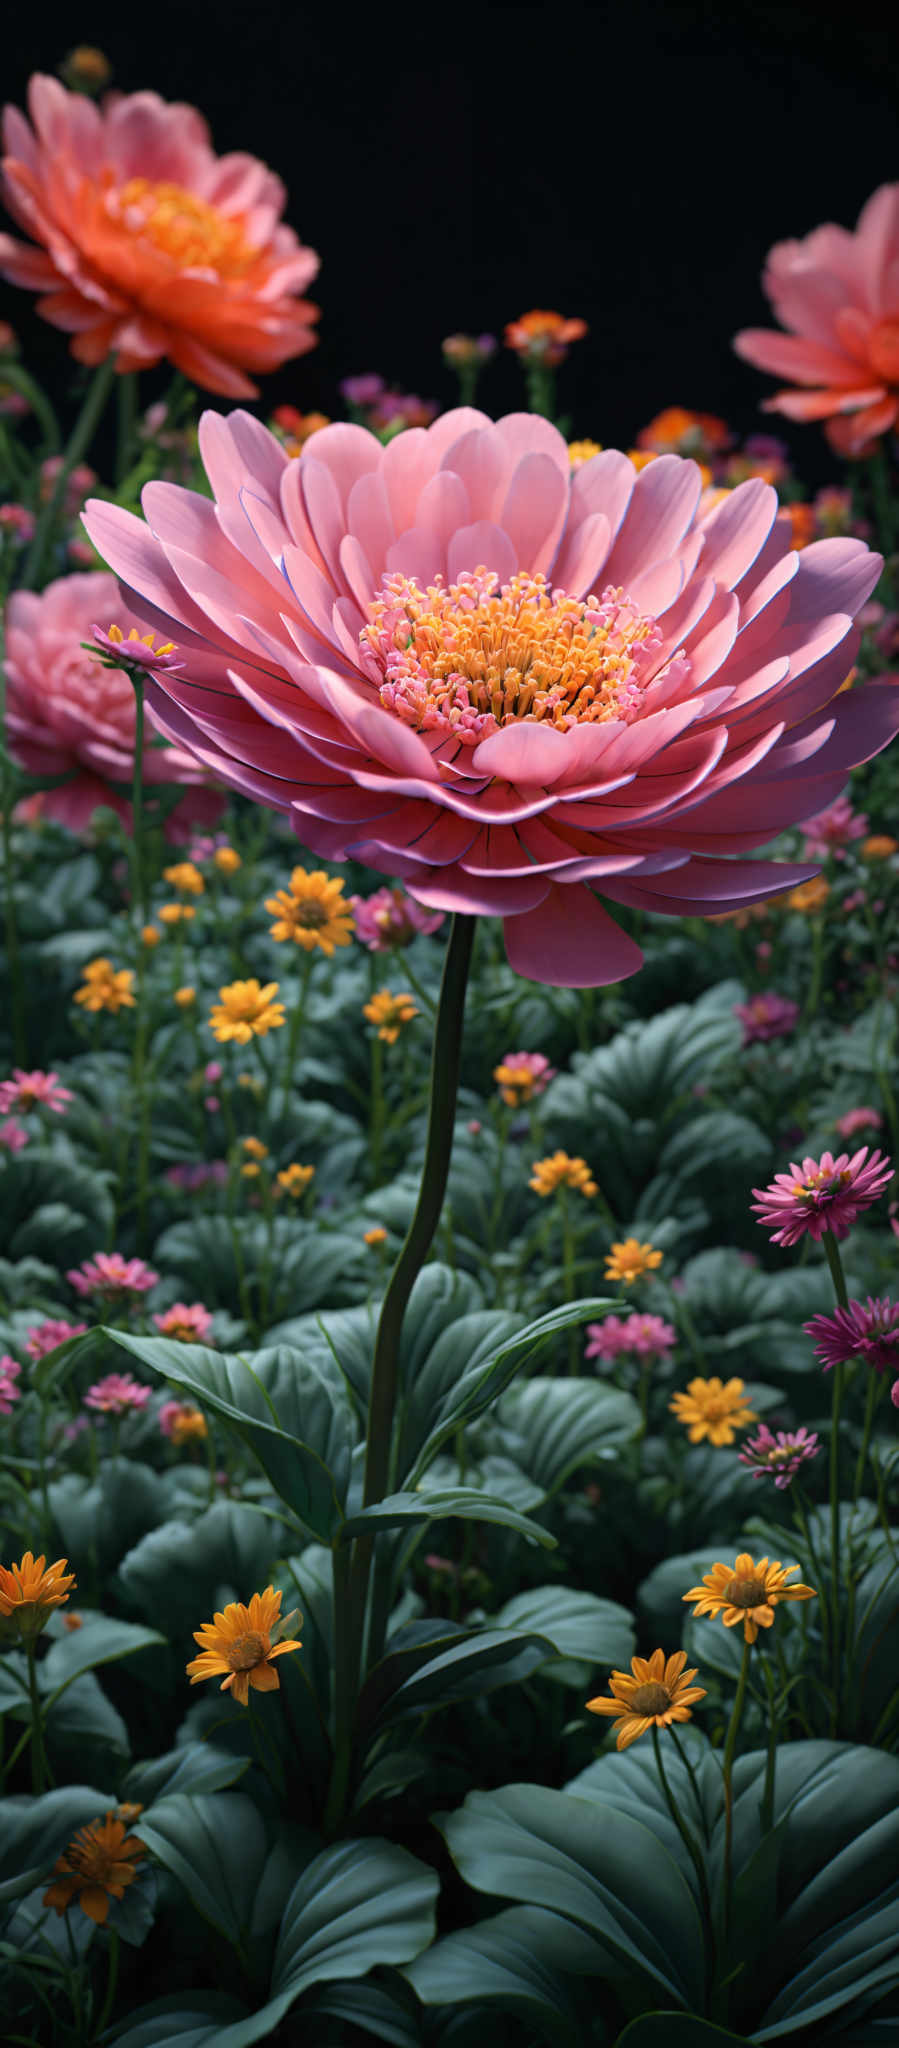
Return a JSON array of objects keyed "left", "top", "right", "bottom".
[{"left": 2, "top": 1, "right": 897, "bottom": 485}]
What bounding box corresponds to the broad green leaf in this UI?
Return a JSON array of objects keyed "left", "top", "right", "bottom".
[
  {"left": 370, "top": 1627, "right": 555, "bottom": 1727},
  {"left": 493, "top": 1585, "right": 635, "bottom": 1679},
  {"left": 615, "top": 2019, "right": 750, "bottom": 2046},
  {"left": 106, "top": 1332, "right": 354, "bottom": 1538},
  {"left": 117, "top": 1501, "right": 276, "bottom": 1637},
  {"left": 39, "top": 1616, "right": 166, "bottom": 1706},
  {"left": 44, "top": 1672, "right": 131, "bottom": 1773},
  {"left": 493, "top": 1377, "right": 640, "bottom": 1497},
  {"left": 0, "top": 1785, "right": 114, "bottom": 1908},
  {"left": 403, "top": 1297, "right": 622, "bottom": 1488},
  {"left": 49, "top": 1459, "right": 166, "bottom": 1576},
  {"left": 108, "top": 1992, "right": 264, "bottom": 2048},
  {"left": 341, "top": 1487, "right": 555, "bottom": 1548},
  {"left": 405, "top": 1904, "right": 599, "bottom": 2044},
  {"left": 269, "top": 1836, "right": 438, "bottom": 2001},
  {"left": 438, "top": 1783, "right": 705, "bottom": 2007},
  {"left": 134, "top": 1792, "right": 269, "bottom": 1948},
  {"left": 123, "top": 1745, "right": 250, "bottom": 1805},
  {"left": 303, "top": 1977, "right": 423, "bottom": 2047}
]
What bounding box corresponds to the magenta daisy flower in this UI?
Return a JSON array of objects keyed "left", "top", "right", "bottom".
[
  {"left": 804, "top": 1296, "right": 899, "bottom": 1375},
  {"left": 585, "top": 1311, "right": 676, "bottom": 1361},
  {"left": 738, "top": 1422, "right": 821, "bottom": 1488},
  {"left": 751, "top": 1147, "right": 893, "bottom": 1245},
  {"left": 67, "top": 1252, "right": 160, "bottom": 1301}
]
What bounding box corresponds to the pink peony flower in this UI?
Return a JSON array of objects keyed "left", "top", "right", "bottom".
[
  {"left": 585, "top": 1311, "right": 676, "bottom": 1361},
  {"left": 752, "top": 1146, "right": 894, "bottom": 1246},
  {"left": 734, "top": 991, "right": 800, "bottom": 1044},
  {"left": 804, "top": 1296, "right": 899, "bottom": 1375},
  {"left": 0, "top": 1354, "right": 22, "bottom": 1413},
  {"left": 835, "top": 1106, "right": 883, "bottom": 1138},
  {"left": 4, "top": 572, "right": 220, "bottom": 834},
  {"left": 350, "top": 885, "right": 444, "bottom": 950},
  {"left": 152, "top": 1301, "right": 214, "bottom": 1342},
  {"left": 25, "top": 1318, "right": 87, "bottom": 1359},
  {"left": 738, "top": 1422, "right": 821, "bottom": 1488},
  {"left": 734, "top": 183, "right": 899, "bottom": 457},
  {"left": 801, "top": 793, "right": 868, "bottom": 860},
  {"left": 67, "top": 1251, "right": 160, "bottom": 1299},
  {"left": 0, "top": 75, "right": 319, "bottom": 397},
  {"left": 83, "top": 1372, "right": 151, "bottom": 1415},
  {"left": 84, "top": 410, "right": 899, "bottom": 987},
  {"left": 0, "top": 1118, "right": 29, "bottom": 1152},
  {"left": 0, "top": 1068, "right": 73, "bottom": 1115}
]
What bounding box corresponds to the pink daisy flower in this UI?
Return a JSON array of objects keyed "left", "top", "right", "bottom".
[
  {"left": 734, "top": 991, "right": 800, "bottom": 1044},
  {"left": 83, "top": 409, "right": 898, "bottom": 989},
  {"left": 752, "top": 1146, "right": 894, "bottom": 1246},
  {"left": 734, "top": 182, "right": 899, "bottom": 457},
  {"left": 804, "top": 1297, "right": 899, "bottom": 1375},
  {"left": 25, "top": 1319, "right": 88, "bottom": 1359},
  {"left": 0, "top": 1119, "right": 29, "bottom": 1152},
  {"left": 585, "top": 1311, "right": 676, "bottom": 1361},
  {"left": 0, "top": 1068, "right": 73, "bottom": 1116},
  {"left": 800, "top": 794, "right": 868, "bottom": 860},
  {"left": 835, "top": 1107, "right": 883, "bottom": 1139},
  {"left": 83, "top": 1373, "right": 151, "bottom": 1416},
  {"left": 350, "top": 885, "right": 444, "bottom": 950},
  {"left": 738, "top": 1422, "right": 821, "bottom": 1488},
  {"left": 91, "top": 623, "right": 184, "bottom": 673},
  {"left": 67, "top": 1252, "right": 160, "bottom": 1300},
  {"left": 0, "top": 1354, "right": 22, "bottom": 1414},
  {"left": 152, "top": 1301, "right": 214, "bottom": 1342}
]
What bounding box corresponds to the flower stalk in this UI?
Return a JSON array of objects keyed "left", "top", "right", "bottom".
[{"left": 23, "top": 355, "right": 117, "bottom": 588}]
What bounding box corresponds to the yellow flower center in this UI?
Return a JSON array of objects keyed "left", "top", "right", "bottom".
[
  {"left": 227, "top": 1629, "right": 268, "bottom": 1672},
  {"left": 724, "top": 1575, "right": 767, "bottom": 1608},
  {"left": 106, "top": 178, "right": 259, "bottom": 278},
  {"left": 361, "top": 568, "right": 663, "bottom": 746},
  {"left": 628, "top": 1681, "right": 672, "bottom": 1715}
]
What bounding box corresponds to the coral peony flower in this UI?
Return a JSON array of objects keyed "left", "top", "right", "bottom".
[
  {"left": 0, "top": 1551, "right": 75, "bottom": 1634},
  {"left": 363, "top": 988, "right": 418, "bottom": 1043},
  {"left": 25, "top": 1318, "right": 87, "bottom": 1359},
  {"left": 67, "top": 1251, "right": 159, "bottom": 1299},
  {"left": 584, "top": 1311, "right": 675, "bottom": 1361},
  {"left": 153, "top": 1301, "right": 213, "bottom": 1342},
  {"left": 0, "top": 1068, "right": 72, "bottom": 1115},
  {"left": 804, "top": 1296, "right": 899, "bottom": 1376},
  {"left": 208, "top": 979, "right": 285, "bottom": 1043},
  {"left": 264, "top": 866, "right": 355, "bottom": 953},
  {"left": 351, "top": 885, "right": 444, "bottom": 950},
  {"left": 4, "top": 574, "right": 216, "bottom": 835},
  {"left": 44, "top": 1813, "right": 145, "bottom": 1925},
  {"left": 83, "top": 1372, "right": 151, "bottom": 1415},
  {"left": 83, "top": 410, "right": 899, "bottom": 987},
  {"left": 159, "top": 1399, "right": 207, "bottom": 1443},
  {"left": 800, "top": 793, "right": 867, "bottom": 859},
  {"left": 586, "top": 1647, "right": 705, "bottom": 1749},
  {"left": 0, "top": 74, "right": 319, "bottom": 397},
  {"left": 683, "top": 1552, "right": 815, "bottom": 1644},
  {"left": 735, "top": 183, "right": 899, "bottom": 456},
  {"left": 733, "top": 991, "right": 799, "bottom": 1044},
  {"left": 186, "top": 1585, "right": 302, "bottom": 1705},
  {"left": 493, "top": 1050, "right": 556, "bottom": 1106},
  {"left": 752, "top": 1146, "right": 894, "bottom": 1245},
  {"left": 605, "top": 1238, "right": 663, "bottom": 1282},
  {"left": 0, "top": 1355, "right": 22, "bottom": 1413},
  {"left": 738, "top": 1422, "right": 821, "bottom": 1488},
  {"left": 669, "top": 1375, "right": 757, "bottom": 1446},
  {"left": 530, "top": 1151, "right": 597, "bottom": 1197}
]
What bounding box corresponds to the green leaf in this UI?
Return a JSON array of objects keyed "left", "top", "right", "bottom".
[
  {"left": 49, "top": 1460, "right": 166, "bottom": 1577},
  {"left": 405, "top": 1904, "right": 598, "bottom": 2044},
  {"left": 403, "top": 1297, "right": 622, "bottom": 1488},
  {"left": 0, "top": 1785, "right": 114, "bottom": 1909},
  {"left": 105, "top": 1332, "right": 354, "bottom": 1538},
  {"left": 492, "top": 1586, "right": 635, "bottom": 1679},
  {"left": 108, "top": 1992, "right": 264, "bottom": 2048},
  {"left": 438, "top": 1783, "right": 705, "bottom": 2007},
  {"left": 615, "top": 2019, "right": 750, "bottom": 2046},
  {"left": 133, "top": 1792, "right": 269, "bottom": 1948},
  {"left": 123, "top": 1745, "right": 250, "bottom": 1805},
  {"left": 341, "top": 1487, "right": 555, "bottom": 1548},
  {"left": 269, "top": 1836, "right": 438, "bottom": 2001},
  {"left": 38, "top": 1616, "right": 166, "bottom": 1706},
  {"left": 303, "top": 1977, "right": 423, "bottom": 2047},
  {"left": 366, "top": 1626, "right": 555, "bottom": 1729},
  {"left": 492, "top": 1377, "right": 640, "bottom": 1497},
  {"left": 117, "top": 1501, "right": 276, "bottom": 1638}
]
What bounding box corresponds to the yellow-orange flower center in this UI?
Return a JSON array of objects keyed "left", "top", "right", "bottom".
[
  {"left": 724, "top": 1575, "right": 767, "bottom": 1608},
  {"left": 105, "top": 178, "right": 259, "bottom": 278},
  {"left": 227, "top": 1629, "right": 268, "bottom": 1671},
  {"left": 361, "top": 568, "right": 663, "bottom": 746},
  {"left": 629, "top": 1681, "right": 672, "bottom": 1714}
]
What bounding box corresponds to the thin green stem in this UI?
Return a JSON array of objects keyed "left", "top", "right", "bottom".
[
  {"left": 22, "top": 357, "right": 117, "bottom": 588},
  {"left": 853, "top": 1370, "right": 880, "bottom": 1502},
  {"left": 129, "top": 674, "right": 147, "bottom": 925},
  {"left": 721, "top": 1636, "right": 752, "bottom": 1925},
  {"left": 322, "top": 1543, "right": 354, "bottom": 1837},
  {"left": 115, "top": 373, "right": 138, "bottom": 486},
  {"left": 759, "top": 1652, "right": 778, "bottom": 1834},
  {"left": 96, "top": 1926, "right": 120, "bottom": 2038},
  {"left": 821, "top": 1228, "right": 850, "bottom": 1726},
  {"left": 651, "top": 1724, "right": 713, "bottom": 1928},
  {"left": 278, "top": 952, "right": 313, "bottom": 1122},
  {"left": 25, "top": 1641, "right": 47, "bottom": 1795}
]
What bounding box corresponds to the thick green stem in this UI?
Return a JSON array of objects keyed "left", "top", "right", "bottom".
[
  {"left": 347, "top": 915, "right": 475, "bottom": 1693},
  {"left": 22, "top": 357, "right": 117, "bottom": 588},
  {"left": 722, "top": 1636, "right": 752, "bottom": 1924},
  {"left": 821, "top": 1228, "right": 850, "bottom": 1724}
]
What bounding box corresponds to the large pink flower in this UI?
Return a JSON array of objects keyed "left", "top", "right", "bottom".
[
  {"left": 734, "top": 184, "right": 899, "bottom": 457},
  {"left": 83, "top": 409, "right": 899, "bottom": 986},
  {"left": 0, "top": 76, "right": 319, "bottom": 397},
  {"left": 4, "top": 571, "right": 218, "bottom": 832}
]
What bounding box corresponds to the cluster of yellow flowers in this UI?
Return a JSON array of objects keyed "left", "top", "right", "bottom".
[{"left": 74, "top": 958, "right": 135, "bottom": 1013}]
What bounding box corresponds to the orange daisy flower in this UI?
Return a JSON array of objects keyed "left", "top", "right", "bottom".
[
  {"left": 669, "top": 1376, "right": 757, "bottom": 1447},
  {"left": 43, "top": 1811, "right": 145, "bottom": 1924},
  {"left": 0, "top": 1551, "right": 75, "bottom": 1636},
  {"left": 186, "top": 1586, "right": 302, "bottom": 1706},
  {"left": 586, "top": 1648, "right": 706, "bottom": 1749},
  {"left": 683, "top": 1552, "right": 816, "bottom": 1645}
]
